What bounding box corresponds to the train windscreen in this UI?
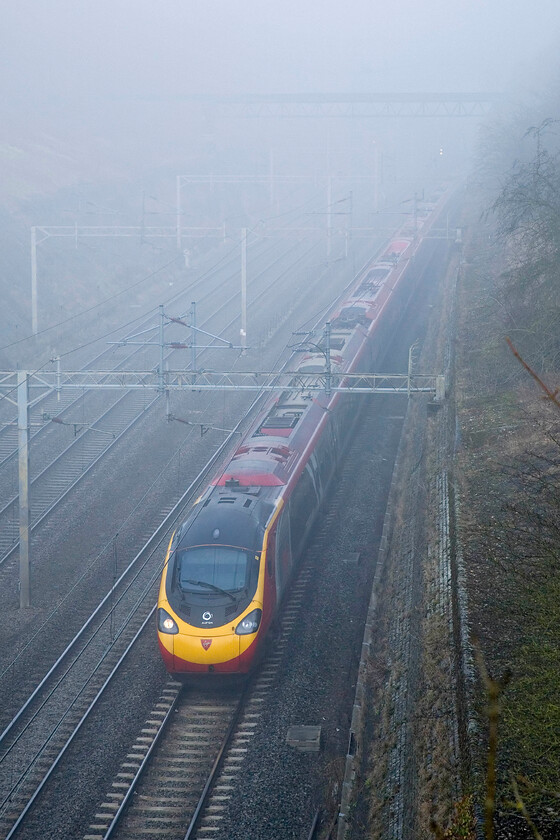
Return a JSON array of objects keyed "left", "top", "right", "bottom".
[{"left": 175, "top": 546, "right": 251, "bottom": 594}]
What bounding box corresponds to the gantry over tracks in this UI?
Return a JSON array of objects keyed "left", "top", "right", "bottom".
[
  {"left": 1, "top": 366, "right": 445, "bottom": 398},
  {"left": 1, "top": 357, "right": 445, "bottom": 608}
]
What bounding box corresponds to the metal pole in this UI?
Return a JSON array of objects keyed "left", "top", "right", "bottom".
[
  {"left": 191, "top": 301, "right": 197, "bottom": 384},
  {"left": 325, "top": 321, "right": 332, "bottom": 397},
  {"left": 241, "top": 228, "right": 247, "bottom": 353},
  {"left": 56, "top": 356, "right": 61, "bottom": 402},
  {"left": 18, "top": 371, "right": 30, "bottom": 608},
  {"left": 327, "top": 177, "right": 332, "bottom": 259},
  {"left": 158, "top": 305, "right": 165, "bottom": 391},
  {"left": 408, "top": 343, "right": 415, "bottom": 399},
  {"left": 269, "top": 148, "right": 275, "bottom": 209},
  {"left": 373, "top": 144, "right": 379, "bottom": 213},
  {"left": 176, "top": 175, "right": 182, "bottom": 251},
  {"left": 165, "top": 360, "right": 171, "bottom": 419},
  {"left": 31, "top": 226, "right": 38, "bottom": 335},
  {"left": 348, "top": 190, "right": 353, "bottom": 256}
]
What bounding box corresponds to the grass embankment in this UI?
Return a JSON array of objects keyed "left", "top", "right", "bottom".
[{"left": 455, "top": 202, "right": 560, "bottom": 834}]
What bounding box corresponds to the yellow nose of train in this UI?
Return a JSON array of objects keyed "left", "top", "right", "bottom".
[{"left": 157, "top": 601, "right": 262, "bottom": 674}]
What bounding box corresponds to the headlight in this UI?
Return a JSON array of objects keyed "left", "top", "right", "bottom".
[
  {"left": 158, "top": 607, "right": 179, "bottom": 634},
  {"left": 235, "top": 608, "right": 262, "bottom": 636}
]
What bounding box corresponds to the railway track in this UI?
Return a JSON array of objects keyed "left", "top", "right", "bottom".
[
  {"left": 89, "top": 685, "right": 244, "bottom": 840},
  {"left": 72, "top": 396, "right": 404, "bottom": 840},
  {"left": 0, "top": 231, "right": 345, "bottom": 736},
  {"left": 0, "top": 232, "right": 335, "bottom": 836},
  {"left": 0, "top": 235, "right": 256, "bottom": 463},
  {"left": 0, "top": 214, "right": 407, "bottom": 839},
  {"left": 81, "top": 543, "right": 316, "bottom": 840},
  {"left": 0, "top": 231, "right": 303, "bottom": 477},
  {"left": 0, "top": 401, "right": 258, "bottom": 840},
  {"left": 0, "top": 414, "right": 317, "bottom": 840},
  {"left": 0, "top": 236, "right": 321, "bottom": 565}
]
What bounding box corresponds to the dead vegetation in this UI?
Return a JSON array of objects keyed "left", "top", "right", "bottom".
[
  {"left": 345, "top": 108, "right": 560, "bottom": 834},
  {"left": 455, "top": 184, "right": 560, "bottom": 836}
]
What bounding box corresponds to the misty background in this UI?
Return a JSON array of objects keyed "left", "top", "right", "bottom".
[
  {"left": 3, "top": 0, "right": 559, "bottom": 103},
  {"left": 3, "top": 0, "right": 559, "bottom": 182},
  {"left": 1, "top": 0, "right": 560, "bottom": 361}
]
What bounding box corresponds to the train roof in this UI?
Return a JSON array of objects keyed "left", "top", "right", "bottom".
[
  {"left": 210, "top": 191, "right": 446, "bottom": 491},
  {"left": 177, "top": 485, "right": 275, "bottom": 552},
  {"left": 218, "top": 441, "right": 294, "bottom": 487}
]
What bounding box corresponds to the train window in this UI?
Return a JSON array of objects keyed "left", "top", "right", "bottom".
[
  {"left": 332, "top": 307, "right": 369, "bottom": 329},
  {"left": 255, "top": 415, "right": 300, "bottom": 436},
  {"left": 367, "top": 268, "right": 389, "bottom": 282},
  {"left": 222, "top": 458, "right": 277, "bottom": 477},
  {"left": 175, "top": 546, "right": 251, "bottom": 594},
  {"left": 289, "top": 465, "right": 319, "bottom": 555},
  {"left": 271, "top": 446, "right": 290, "bottom": 458},
  {"left": 308, "top": 452, "right": 322, "bottom": 498},
  {"left": 275, "top": 507, "right": 292, "bottom": 597},
  {"left": 296, "top": 363, "right": 325, "bottom": 373},
  {"left": 313, "top": 421, "right": 337, "bottom": 491},
  {"left": 319, "top": 337, "right": 345, "bottom": 351}
]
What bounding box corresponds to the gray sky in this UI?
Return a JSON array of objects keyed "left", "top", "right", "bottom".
[{"left": 3, "top": 0, "right": 560, "bottom": 105}]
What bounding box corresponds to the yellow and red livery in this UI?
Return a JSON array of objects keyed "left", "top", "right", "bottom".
[{"left": 157, "top": 193, "right": 447, "bottom": 675}]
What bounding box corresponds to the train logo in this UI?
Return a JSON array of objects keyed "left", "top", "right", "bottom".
[{"left": 201, "top": 639, "right": 212, "bottom": 650}]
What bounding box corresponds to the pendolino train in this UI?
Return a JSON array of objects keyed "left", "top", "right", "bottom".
[{"left": 157, "top": 193, "right": 446, "bottom": 676}]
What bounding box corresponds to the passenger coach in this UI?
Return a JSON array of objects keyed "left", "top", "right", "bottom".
[{"left": 157, "top": 193, "right": 446, "bottom": 675}]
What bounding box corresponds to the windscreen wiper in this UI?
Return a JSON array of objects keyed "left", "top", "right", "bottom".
[{"left": 183, "top": 579, "right": 236, "bottom": 601}]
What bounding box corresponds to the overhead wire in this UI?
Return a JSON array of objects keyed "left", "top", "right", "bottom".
[
  {"left": 0, "top": 252, "right": 182, "bottom": 355},
  {"left": 0, "top": 187, "right": 335, "bottom": 402},
  {"left": 0, "top": 227, "right": 255, "bottom": 359}
]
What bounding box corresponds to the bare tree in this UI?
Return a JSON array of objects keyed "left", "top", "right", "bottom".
[{"left": 489, "top": 122, "right": 560, "bottom": 369}]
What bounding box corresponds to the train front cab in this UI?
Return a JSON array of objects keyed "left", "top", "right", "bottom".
[
  {"left": 157, "top": 544, "right": 270, "bottom": 675},
  {"left": 156, "top": 493, "right": 283, "bottom": 676}
]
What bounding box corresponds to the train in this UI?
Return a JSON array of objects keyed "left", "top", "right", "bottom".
[{"left": 157, "top": 192, "right": 447, "bottom": 676}]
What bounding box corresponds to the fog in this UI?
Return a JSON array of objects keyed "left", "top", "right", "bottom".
[
  {"left": 2, "top": 1, "right": 559, "bottom": 195},
  {"left": 3, "top": 0, "right": 559, "bottom": 107},
  {"left": 3, "top": 0, "right": 560, "bottom": 224},
  {"left": 2, "top": 0, "right": 560, "bottom": 358}
]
